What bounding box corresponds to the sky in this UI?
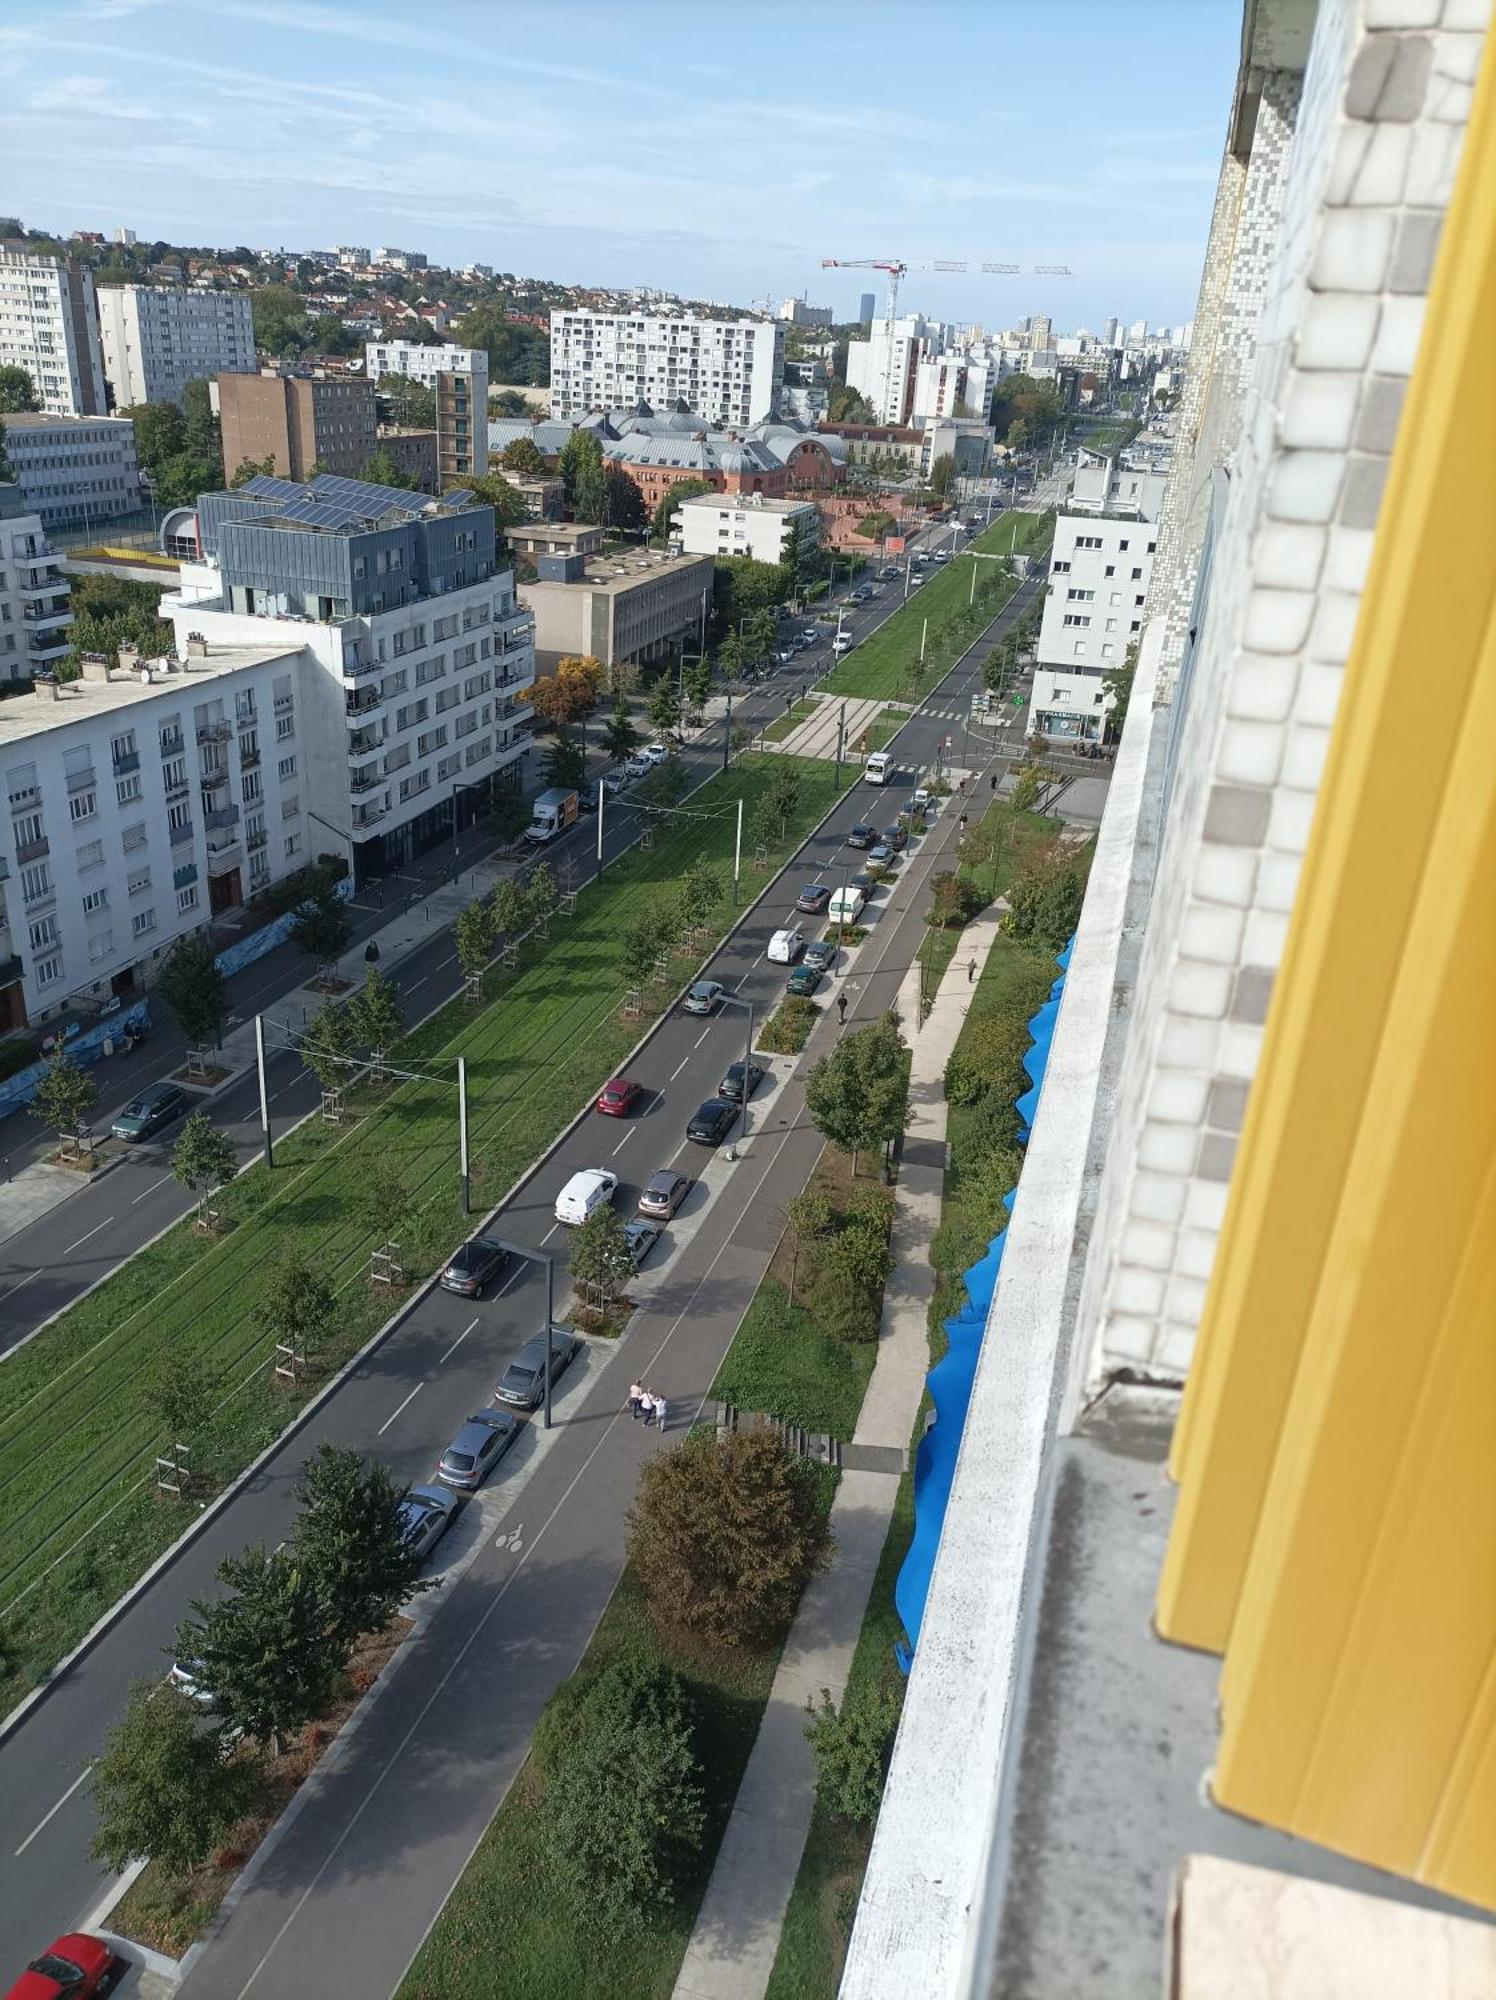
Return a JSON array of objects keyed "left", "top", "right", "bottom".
[{"left": 2, "top": 0, "right": 1242, "bottom": 333}]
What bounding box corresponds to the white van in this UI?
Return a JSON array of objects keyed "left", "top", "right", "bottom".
[
  {"left": 554, "top": 1168, "right": 618, "bottom": 1227},
  {"left": 832, "top": 632, "right": 854, "bottom": 657},
  {"left": 828, "top": 885, "right": 867, "bottom": 925},
  {"left": 864, "top": 751, "right": 893, "bottom": 785}
]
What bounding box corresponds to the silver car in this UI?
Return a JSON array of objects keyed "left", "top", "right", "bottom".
[
  {"left": 399, "top": 1482, "right": 462, "bottom": 1555},
  {"left": 437, "top": 1410, "right": 522, "bottom": 1491}
]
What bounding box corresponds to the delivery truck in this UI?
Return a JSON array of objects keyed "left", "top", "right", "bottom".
[{"left": 525, "top": 787, "right": 579, "bottom": 843}]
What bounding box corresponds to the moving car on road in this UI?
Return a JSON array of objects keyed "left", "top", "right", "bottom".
[
  {"left": 638, "top": 1169, "right": 691, "bottom": 1219},
  {"left": 495, "top": 1327, "right": 582, "bottom": 1409},
  {"left": 439, "top": 1236, "right": 510, "bottom": 1297},
  {"left": 682, "top": 979, "right": 725, "bottom": 1015},
  {"left": 109, "top": 1080, "right": 188, "bottom": 1143},
  {"left": 398, "top": 1482, "right": 462, "bottom": 1552},
  {"left": 717, "top": 1059, "right": 766, "bottom": 1102},
  {"left": 436, "top": 1412, "right": 521, "bottom": 1491},
  {"left": 554, "top": 1168, "right": 618, "bottom": 1226},
  {"left": 687, "top": 1098, "right": 740, "bottom": 1148},
  {"left": 767, "top": 925, "right": 805, "bottom": 963},
  {"left": 595, "top": 1076, "right": 643, "bottom": 1118}
]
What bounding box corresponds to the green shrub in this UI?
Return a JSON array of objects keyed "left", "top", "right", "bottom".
[
  {"left": 808, "top": 1260, "right": 881, "bottom": 1343},
  {"left": 759, "top": 994, "right": 818, "bottom": 1053},
  {"left": 943, "top": 1013, "right": 1035, "bottom": 1107},
  {"left": 805, "top": 1682, "right": 902, "bottom": 1823}
]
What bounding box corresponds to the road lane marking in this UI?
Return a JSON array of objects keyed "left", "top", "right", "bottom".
[
  {"left": 62, "top": 1217, "right": 113, "bottom": 1256},
  {"left": 130, "top": 1173, "right": 173, "bottom": 1205},
  {"left": 694, "top": 1027, "right": 711, "bottom": 1047},
  {"left": 376, "top": 1383, "right": 423, "bottom": 1436},
  {"left": 0, "top": 1269, "right": 39, "bottom": 1307},
  {"left": 540, "top": 1222, "right": 559, "bottom": 1245},
  {"left": 15, "top": 1763, "right": 93, "bottom": 1855},
  {"left": 439, "top": 1318, "right": 480, "bottom": 1366},
  {"left": 406, "top": 975, "right": 429, "bottom": 992},
  {"left": 611, "top": 1128, "right": 635, "bottom": 1156},
  {"left": 668, "top": 1055, "right": 691, "bottom": 1081}
]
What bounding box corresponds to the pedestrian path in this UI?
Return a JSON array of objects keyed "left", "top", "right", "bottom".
[
  {"left": 772, "top": 694, "right": 887, "bottom": 762},
  {"left": 672, "top": 904, "right": 1009, "bottom": 2000}
]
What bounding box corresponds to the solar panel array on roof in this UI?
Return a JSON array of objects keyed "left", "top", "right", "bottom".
[
  {"left": 232, "top": 471, "right": 480, "bottom": 534},
  {"left": 240, "top": 473, "right": 306, "bottom": 506}
]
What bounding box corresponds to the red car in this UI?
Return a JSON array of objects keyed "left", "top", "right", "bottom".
[
  {"left": 5, "top": 1934, "right": 122, "bottom": 2000},
  {"left": 595, "top": 1075, "right": 643, "bottom": 1117}
]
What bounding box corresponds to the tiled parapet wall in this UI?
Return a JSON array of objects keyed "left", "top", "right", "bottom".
[{"left": 1076, "top": 0, "right": 1489, "bottom": 1392}]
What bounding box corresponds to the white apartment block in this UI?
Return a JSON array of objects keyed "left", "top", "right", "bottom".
[
  {"left": 2, "top": 413, "right": 142, "bottom": 531},
  {"left": 363, "top": 340, "right": 487, "bottom": 393},
  {"left": 0, "top": 487, "right": 72, "bottom": 686},
  {"left": 549, "top": 311, "right": 784, "bottom": 427},
  {"left": 1031, "top": 513, "right": 1158, "bottom": 744},
  {"left": 0, "top": 248, "right": 106, "bottom": 418},
  {"left": 0, "top": 640, "right": 306, "bottom": 1029},
  {"left": 96, "top": 285, "right": 256, "bottom": 411},
  {"left": 1069, "top": 458, "right": 1169, "bottom": 518},
  {"left": 846, "top": 316, "right": 933, "bottom": 426},
  {"left": 670, "top": 492, "right": 819, "bottom": 569},
  {"left": 912, "top": 353, "right": 994, "bottom": 426}
]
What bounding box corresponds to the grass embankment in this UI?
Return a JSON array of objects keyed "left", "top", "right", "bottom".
[
  {"left": 0, "top": 755, "right": 852, "bottom": 1716},
  {"left": 915, "top": 798, "right": 1055, "bottom": 993},
  {"left": 821, "top": 512, "right": 1051, "bottom": 701}
]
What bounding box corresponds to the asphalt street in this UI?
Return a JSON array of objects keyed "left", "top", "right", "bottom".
[{"left": 0, "top": 509, "right": 1054, "bottom": 1989}]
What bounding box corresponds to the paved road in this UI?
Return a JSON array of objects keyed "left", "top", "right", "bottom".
[
  {"left": 0, "top": 523, "right": 1042, "bottom": 1978},
  {"left": 0, "top": 527, "right": 968, "bottom": 1359}
]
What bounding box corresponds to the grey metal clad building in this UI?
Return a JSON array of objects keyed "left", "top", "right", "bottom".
[{"left": 0, "top": 413, "right": 142, "bottom": 531}]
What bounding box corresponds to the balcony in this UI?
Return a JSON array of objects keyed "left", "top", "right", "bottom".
[
  {"left": 26, "top": 631, "right": 71, "bottom": 664},
  {"left": 196, "top": 721, "right": 231, "bottom": 745},
  {"left": 204, "top": 804, "right": 240, "bottom": 832},
  {"left": 350, "top": 767, "right": 380, "bottom": 794},
  {"left": 346, "top": 690, "right": 386, "bottom": 722},
  {"left": 352, "top": 801, "right": 388, "bottom": 830},
  {"left": 239, "top": 745, "right": 260, "bottom": 770},
  {"left": 22, "top": 600, "right": 71, "bottom": 627},
  {"left": 112, "top": 750, "right": 140, "bottom": 776},
  {"left": 15, "top": 836, "right": 48, "bottom": 865},
  {"left": 159, "top": 732, "right": 185, "bottom": 758},
  {"left": 247, "top": 828, "right": 267, "bottom": 855},
  {"left": 206, "top": 841, "right": 243, "bottom": 877},
  {"left": 348, "top": 725, "right": 386, "bottom": 758},
  {"left": 169, "top": 820, "right": 195, "bottom": 847},
  {"left": 164, "top": 778, "right": 189, "bottom": 803},
  {"left": 66, "top": 765, "right": 96, "bottom": 794}
]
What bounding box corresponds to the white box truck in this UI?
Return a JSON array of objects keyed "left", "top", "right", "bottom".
[
  {"left": 864, "top": 751, "right": 893, "bottom": 785},
  {"left": 525, "top": 787, "right": 579, "bottom": 843}
]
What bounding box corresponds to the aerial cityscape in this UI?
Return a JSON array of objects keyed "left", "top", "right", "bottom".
[{"left": 0, "top": 2, "right": 1490, "bottom": 1999}]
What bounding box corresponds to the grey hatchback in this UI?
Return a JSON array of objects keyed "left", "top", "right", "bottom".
[
  {"left": 638, "top": 1169, "right": 691, "bottom": 1219},
  {"left": 437, "top": 1409, "right": 522, "bottom": 1490},
  {"left": 495, "top": 1327, "right": 582, "bottom": 1410},
  {"left": 110, "top": 1080, "right": 189, "bottom": 1142}
]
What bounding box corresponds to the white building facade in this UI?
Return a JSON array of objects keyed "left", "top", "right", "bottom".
[
  {"left": 549, "top": 311, "right": 784, "bottom": 427},
  {"left": 2, "top": 414, "right": 142, "bottom": 532},
  {"left": 1031, "top": 513, "right": 1157, "bottom": 743},
  {"left": 670, "top": 492, "right": 819, "bottom": 568},
  {"left": 96, "top": 285, "right": 256, "bottom": 411},
  {"left": 0, "top": 248, "right": 106, "bottom": 418},
  {"left": 363, "top": 340, "right": 487, "bottom": 392},
  {"left": 0, "top": 486, "right": 72, "bottom": 686}
]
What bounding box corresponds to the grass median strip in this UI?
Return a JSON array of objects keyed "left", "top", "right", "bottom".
[{"left": 0, "top": 754, "right": 851, "bottom": 1718}]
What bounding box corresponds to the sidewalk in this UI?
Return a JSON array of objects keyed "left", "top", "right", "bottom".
[{"left": 673, "top": 905, "right": 1009, "bottom": 2000}]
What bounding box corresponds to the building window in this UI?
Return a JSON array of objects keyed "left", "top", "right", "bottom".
[
  {"left": 177, "top": 884, "right": 198, "bottom": 913},
  {"left": 82, "top": 887, "right": 107, "bottom": 914},
  {"left": 276, "top": 713, "right": 295, "bottom": 741},
  {"left": 132, "top": 908, "right": 156, "bottom": 937},
  {"left": 127, "top": 868, "right": 151, "bottom": 897},
  {"left": 1131, "top": 567, "right": 1143, "bottom": 580},
  {"left": 34, "top": 952, "right": 63, "bottom": 987},
  {"left": 284, "top": 832, "right": 301, "bottom": 859},
  {"left": 20, "top": 861, "right": 50, "bottom": 904},
  {"left": 116, "top": 774, "right": 142, "bottom": 806},
  {"left": 277, "top": 754, "right": 296, "bottom": 781},
  {"left": 27, "top": 914, "right": 58, "bottom": 951},
  {"left": 76, "top": 837, "right": 105, "bottom": 871},
  {"left": 68, "top": 790, "right": 96, "bottom": 823}
]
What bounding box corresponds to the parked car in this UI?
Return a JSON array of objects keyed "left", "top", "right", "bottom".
[
  {"left": 437, "top": 1411, "right": 521, "bottom": 1491},
  {"left": 878, "top": 565, "right": 900, "bottom": 581},
  {"left": 851, "top": 872, "right": 879, "bottom": 900},
  {"left": 767, "top": 925, "right": 805, "bottom": 963},
  {"left": 595, "top": 1075, "right": 643, "bottom": 1118},
  {"left": 168, "top": 1657, "right": 214, "bottom": 1707},
  {"left": 399, "top": 1482, "right": 463, "bottom": 1552},
  {"left": 795, "top": 882, "right": 831, "bottom": 914},
  {"left": 717, "top": 1059, "right": 766, "bottom": 1102},
  {"left": 109, "top": 1080, "right": 188, "bottom": 1143},
  {"left": 846, "top": 821, "right": 876, "bottom": 849},
  {"left": 682, "top": 979, "right": 725, "bottom": 1016},
  {"left": 638, "top": 1169, "right": 691, "bottom": 1219},
  {"left": 623, "top": 1218, "right": 663, "bottom": 1268},
  {"left": 882, "top": 823, "right": 909, "bottom": 852},
  {"left": 794, "top": 630, "right": 818, "bottom": 651},
  {"left": 786, "top": 963, "right": 824, "bottom": 998},
  {"left": 776, "top": 647, "right": 796, "bottom": 666},
  {"left": 440, "top": 1236, "right": 510, "bottom": 1298},
  {"left": 494, "top": 1327, "right": 582, "bottom": 1409},
  {"left": 828, "top": 885, "right": 868, "bottom": 925},
  {"left": 831, "top": 633, "right": 854, "bottom": 656},
  {"left": 911, "top": 786, "right": 934, "bottom": 815},
  {"left": 624, "top": 750, "right": 652, "bottom": 778},
  {"left": 3, "top": 1934, "right": 123, "bottom": 2000},
  {"left": 868, "top": 842, "right": 894, "bottom": 865},
  {"left": 687, "top": 1097, "right": 740, "bottom": 1147},
  {"left": 554, "top": 1168, "right": 618, "bottom": 1226},
  {"left": 642, "top": 743, "right": 669, "bottom": 766},
  {"left": 803, "top": 939, "right": 838, "bottom": 974}
]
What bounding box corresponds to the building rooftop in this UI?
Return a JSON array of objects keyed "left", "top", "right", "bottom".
[
  {"left": 521, "top": 549, "right": 712, "bottom": 596},
  {"left": 0, "top": 643, "right": 299, "bottom": 749},
  {"left": 508, "top": 521, "right": 598, "bottom": 545},
  {"left": 0, "top": 412, "right": 137, "bottom": 431},
  {"left": 674, "top": 492, "right": 817, "bottom": 516}
]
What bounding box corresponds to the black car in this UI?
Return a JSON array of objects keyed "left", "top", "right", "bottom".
[
  {"left": 881, "top": 824, "right": 909, "bottom": 852},
  {"left": 494, "top": 1326, "right": 582, "bottom": 1410},
  {"left": 846, "top": 822, "right": 876, "bottom": 849},
  {"left": 717, "top": 1059, "right": 766, "bottom": 1102},
  {"left": 439, "top": 1235, "right": 511, "bottom": 1297},
  {"left": 852, "top": 872, "right": 879, "bottom": 899},
  {"left": 786, "top": 963, "right": 824, "bottom": 998},
  {"left": 687, "top": 1097, "right": 740, "bottom": 1147}
]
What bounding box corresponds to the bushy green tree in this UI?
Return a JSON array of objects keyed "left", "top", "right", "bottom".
[
  {"left": 178, "top": 1545, "right": 341, "bottom": 1754},
  {"left": 650, "top": 477, "right": 713, "bottom": 544},
  {"left": 805, "top": 1683, "right": 902, "bottom": 1822},
  {"left": 347, "top": 967, "right": 403, "bottom": 1072},
  {"left": 172, "top": 1111, "right": 237, "bottom": 1225},
  {"left": 90, "top": 1682, "right": 262, "bottom": 1876},
  {"left": 500, "top": 436, "right": 546, "bottom": 475},
  {"left": 601, "top": 693, "right": 639, "bottom": 761},
  {"left": 540, "top": 731, "right": 586, "bottom": 789},
  {"left": 569, "top": 1203, "right": 636, "bottom": 1306},
  {"left": 31, "top": 1047, "right": 95, "bottom": 1146},
  {"left": 300, "top": 998, "right": 354, "bottom": 1092},
  {"left": 254, "top": 1249, "right": 335, "bottom": 1359},
  {"left": 0, "top": 364, "right": 39, "bottom": 413},
  {"left": 525, "top": 861, "right": 558, "bottom": 926},
  {"left": 454, "top": 897, "right": 495, "bottom": 980},
  {"left": 156, "top": 931, "right": 228, "bottom": 1046},
  {"left": 290, "top": 881, "right": 352, "bottom": 970},
  {"left": 291, "top": 1444, "right": 433, "bottom": 1651},
  {"left": 491, "top": 876, "right": 527, "bottom": 941},
  {"left": 804, "top": 1012, "right": 908, "bottom": 1175}
]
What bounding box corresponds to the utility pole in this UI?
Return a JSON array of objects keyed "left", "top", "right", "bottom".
[
  {"left": 834, "top": 701, "right": 846, "bottom": 788},
  {"left": 458, "top": 1055, "right": 470, "bottom": 1215},
  {"left": 254, "top": 1015, "right": 273, "bottom": 1168},
  {"left": 722, "top": 682, "right": 733, "bottom": 774},
  {"left": 544, "top": 1254, "right": 555, "bottom": 1429},
  {"left": 920, "top": 617, "right": 928, "bottom": 666},
  {"left": 596, "top": 778, "right": 605, "bottom": 876},
  {"left": 732, "top": 795, "right": 744, "bottom": 903}
]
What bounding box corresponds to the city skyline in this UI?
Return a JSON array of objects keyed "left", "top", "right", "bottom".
[{"left": 1, "top": 0, "right": 1241, "bottom": 330}]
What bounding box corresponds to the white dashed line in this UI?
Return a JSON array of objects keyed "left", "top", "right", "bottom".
[
  {"left": 376, "top": 1383, "right": 423, "bottom": 1436},
  {"left": 439, "top": 1318, "right": 480, "bottom": 1366},
  {"left": 14, "top": 1764, "right": 93, "bottom": 1856},
  {"left": 611, "top": 1128, "right": 634, "bottom": 1155},
  {"left": 62, "top": 1217, "right": 113, "bottom": 1256}
]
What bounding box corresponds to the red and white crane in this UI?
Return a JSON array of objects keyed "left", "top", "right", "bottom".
[{"left": 821, "top": 255, "right": 1072, "bottom": 332}]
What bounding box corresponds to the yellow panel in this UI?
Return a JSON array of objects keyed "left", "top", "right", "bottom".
[{"left": 1156, "top": 35, "right": 1496, "bottom": 1657}]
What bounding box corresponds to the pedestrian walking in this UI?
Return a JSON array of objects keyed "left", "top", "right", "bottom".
[
  {"left": 653, "top": 1394, "right": 669, "bottom": 1432},
  {"left": 989, "top": 772, "right": 998, "bottom": 792},
  {"left": 628, "top": 1381, "right": 645, "bottom": 1420},
  {"left": 837, "top": 992, "right": 848, "bottom": 1026},
  {"left": 967, "top": 958, "right": 976, "bottom": 985}
]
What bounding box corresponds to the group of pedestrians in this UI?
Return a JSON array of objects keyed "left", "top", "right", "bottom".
[{"left": 628, "top": 1381, "right": 669, "bottom": 1430}]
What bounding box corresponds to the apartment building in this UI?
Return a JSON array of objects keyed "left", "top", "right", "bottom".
[
  {"left": 845, "top": 5, "right": 1496, "bottom": 1997},
  {"left": 372, "top": 427, "right": 438, "bottom": 493},
  {"left": 435, "top": 367, "right": 487, "bottom": 483},
  {"left": 519, "top": 548, "right": 712, "bottom": 680},
  {"left": 363, "top": 340, "right": 486, "bottom": 393},
  {"left": 0, "top": 638, "right": 304, "bottom": 1030},
  {"left": 1069, "top": 455, "right": 1169, "bottom": 518},
  {"left": 0, "top": 485, "right": 72, "bottom": 687},
  {"left": 1032, "top": 512, "right": 1158, "bottom": 743},
  {"left": 845, "top": 315, "right": 933, "bottom": 426},
  {"left": 1, "top": 413, "right": 141, "bottom": 532},
  {"left": 549, "top": 311, "right": 783, "bottom": 427},
  {"left": 670, "top": 492, "right": 818, "bottom": 570},
  {"left": 170, "top": 471, "right": 535, "bottom": 884},
  {"left": 217, "top": 370, "right": 377, "bottom": 482},
  {"left": 96, "top": 284, "right": 256, "bottom": 410},
  {"left": 0, "top": 247, "right": 106, "bottom": 417}
]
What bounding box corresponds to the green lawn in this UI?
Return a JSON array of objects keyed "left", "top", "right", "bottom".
[
  {"left": 0, "top": 755, "right": 854, "bottom": 1715},
  {"left": 711, "top": 1280, "right": 874, "bottom": 1441},
  {"left": 764, "top": 697, "right": 820, "bottom": 743},
  {"left": 915, "top": 800, "right": 1055, "bottom": 994},
  {"left": 821, "top": 513, "right": 1050, "bottom": 701}
]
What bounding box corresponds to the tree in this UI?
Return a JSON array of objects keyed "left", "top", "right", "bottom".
[
  {"left": 357, "top": 448, "right": 419, "bottom": 491},
  {"left": 650, "top": 477, "right": 713, "bottom": 544},
  {"left": 621, "top": 910, "right": 669, "bottom": 991},
  {"left": 490, "top": 389, "right": 531, "bottom": 418},
  {"left": 525, "top": 861, "right": 558, "bottom": 927},
  {"left": 179, "top": 376, "right": 224, "bottom": 486},
  {"left": 568, "top": 1203, "right": 637, "bottom": 1306},
  {"left": 144, "top": 1346, "right": 215, "bottom": 1444},
  {"left": 854, "top": 510, "right": 896, "bottom": 543},
  {"left": 90, "top": 1682, "right": 262, "bottom": 1877},
  {"left": 628, "top": 1426, "right": 834, "bottom": 1651},
  {"left": 928, "top": 453, "right": 957, "bottom": 504},
  {"left": 1006, "top": 845, "right": 1087, "bottom": 947},
  {"left": 452, "top": 305, "right": 550, "bottom": 386},
  {"left": 376, "top": 375, "right": 435, "bottom": 430},
  {"left": 804, "top": 1013, "right": 909, "bottom": 1175},
  {"left": 647, "top": 676, "right": 681, "bottom": 739},
  {"left": 678, "top": 856, "right": 723, "bottom": 935},
  {"left": 65, "top": 572, "right": 173, "bottom": 679},
  {"left": 1009, "top": 764, "right": 1041, "bottom": 814},
  {"left": 500, "top": 436, "right": 546, "bottom": 475},
  {"left": 601, "top": 692, "right": 639, "bottom": 761},
  {"left": 491, "top": 876, "right": 527, "bottom": 942},
  {"left": 301, "top": 997, "right": 354, "bottom": 1092},
  {"left": 31, "top": 1047, "right": 96, "bottom": 1148},
  {"left": 0, "top": 364, "right": 39, "bottom": 413},
  {"left": 1102, "top": 638, "right": 1138, "bottom": 743},
  {"left": 805, "top": 1682, "right": 901, "bottom": 1823},
  {"left": 250, "top": 282, "right": 309, "bottom": 356},
  {"left": 828, "top": 383, "right": 875, "bottom": 423},
  {"left": 558, "top": 427, "right": 605, "bottom": 517},
  {"left": 682, "top": 653, "right": 714, "bottom": 716},
  {"left": 156, "top": 932, "right": 228, "bottom": 1047},
  {"left": 603, "top": 465, "right": 646, "bottom": 532},
  {"left": 347, "top": 967, "right": 403, "bottom": 1076},
  {"left": 464, "top": 470, "right": 528, "bottom": 549},
  {"left": 943, "top": 1011, "right": 1036, "bottom": 1108},
  {"left": 291, "top": 1444, "right": 433, "bottom": 1652},
  {"left": 172, "top": 1111, "right": 238, "bottom": 1225},
  {"left": 526, "top": 656, "right": 601, "bottom": 733},
  {"left": 635, "top": 755, "right": 688, "bottom": 809},
  {"left": 290, "top": 881, "right": 352, "bottom": 971},
  {"left": 255, "top": 1249, "right": 335, "bottom": 1360},
  {"left": 231, "top": 453, "right": 277, "bottom": 488},
  {"left": 540, "top": 731, "right": 586, "bottom": 789},
  {"left": 360, "top": 1156, "right": 409, "bottom": 1253},
  {"left": 752, "top": 761, "right": 803, "bottom": 847},
  {"left": 536, "top": 1661, "right": 705, "bottom": 1936},
  {"left": 712, "top": 555, "right": 794, "bottom": 637},
  {"left": 454, "top": 896, "right": 495, "bottom": 981},
  {"left": 178, "top": 1544, "right": 342, "bottom": 1754},
  {"left": 784, "top": 1187, "right": 834, "bottom": 1296}
]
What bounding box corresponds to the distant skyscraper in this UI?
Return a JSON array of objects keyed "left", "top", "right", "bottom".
[
  {"left": 859, "top": 292, "right": 876, "bottom": 327},
  {"left": 0, "top": 247, "right": 106, "bottom": 416},
  {"left": 1104, "top": 316, "right": 1119, "bottom": 347},
  {"left": 1028, "top": 314, "right": 1054, "bottom": 355}
]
